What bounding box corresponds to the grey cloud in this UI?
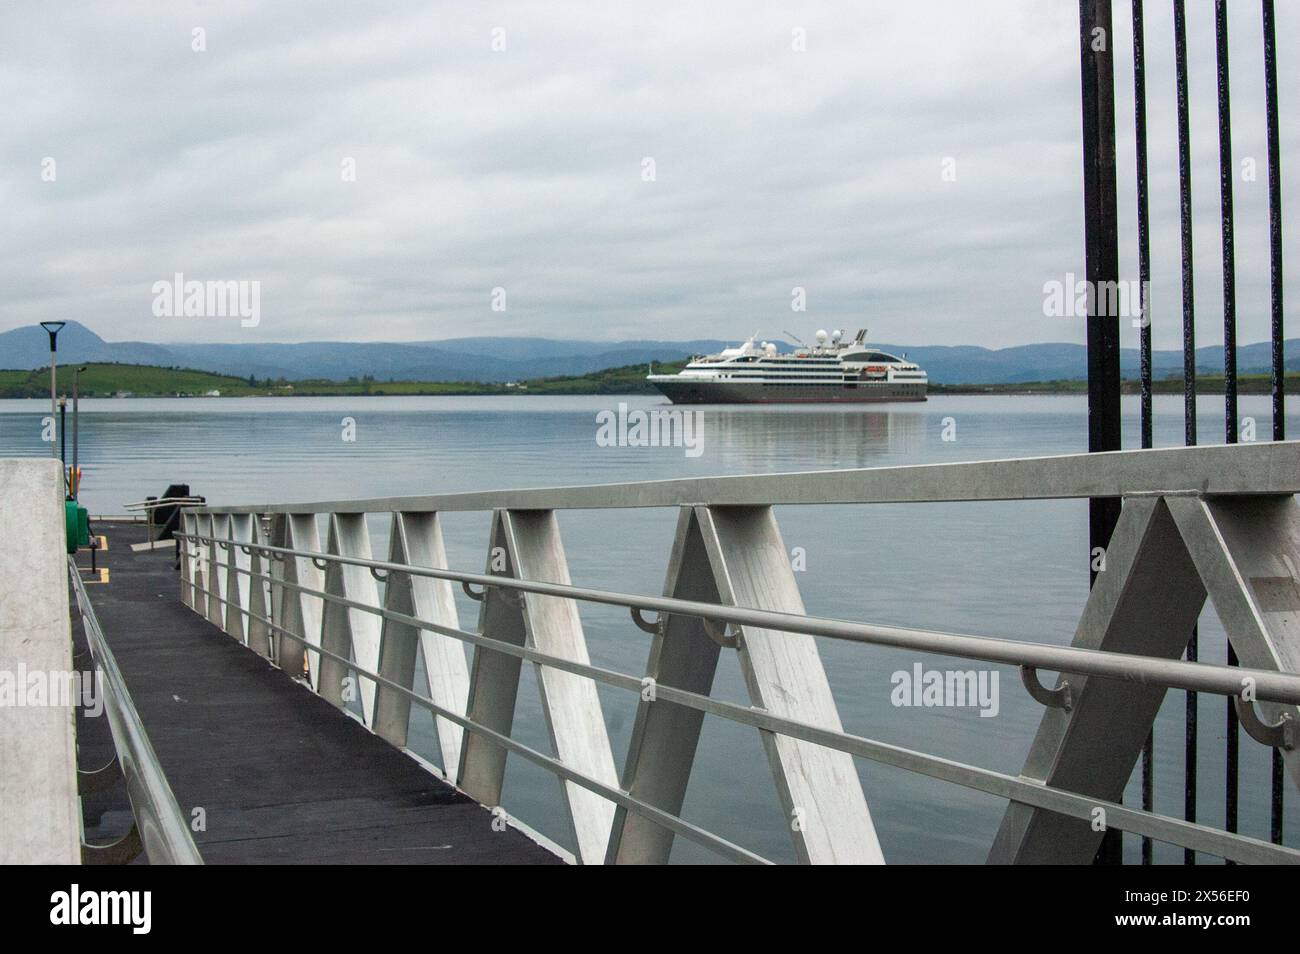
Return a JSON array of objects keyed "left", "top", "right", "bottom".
[{"left": 0, "top": 0, "right": 1294, "bottom": 352}]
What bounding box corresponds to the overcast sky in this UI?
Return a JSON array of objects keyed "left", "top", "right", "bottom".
[{"left": 1, "top": 1, "right": 1294, "bottom": 350}]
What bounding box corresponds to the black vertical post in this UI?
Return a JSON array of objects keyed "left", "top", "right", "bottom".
[
  {"left": 1131, "top": 0, "right": 1153, "bottom": 865},
  {"left": 59, "top": 399, "right": 67, "bottom": 482},
  {"left": 1261, "top": 0, "right": 1285, "bottom": 846},
  {"left": 1080, "top": 0, "right": 1122, "bottom": 865},
  {"left": 1173, "top": 0, "right": 1198, "bottom": 866},
  {"left": 1216, "top": 1, "right": 1238, "bottom": 446},
  {"left": 1214, "top": 0, "right": 1240, "bottom": 853},
  {"left": 1134, "top": 0, "right": 1152, "bottom": 453}
]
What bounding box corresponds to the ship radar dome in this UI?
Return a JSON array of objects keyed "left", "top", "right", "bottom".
[{"left": 815, "top": 329, "right": 828, "bottom": 344}]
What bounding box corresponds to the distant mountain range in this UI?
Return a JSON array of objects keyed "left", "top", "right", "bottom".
[{"left": 0, "top": 321, "right": 1293, "bottom": 386}]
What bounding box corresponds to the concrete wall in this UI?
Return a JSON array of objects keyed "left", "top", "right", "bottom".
[{"left": 0, "top": 459, "right": 80, "bottom": 863}]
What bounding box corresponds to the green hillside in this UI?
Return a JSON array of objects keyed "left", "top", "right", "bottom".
[
  {"left": 517, "top": 360, "right": 686, "bottom": 394},
  {"left": 0, "top": 363, "right": 251, "bottom": 397},
  {"left": 0, "top": 359, "right": 685, "bottom": 397}
]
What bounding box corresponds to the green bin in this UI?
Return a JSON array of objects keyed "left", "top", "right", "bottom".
[{"left": 65, "top": 500, "right": 89, "bottom": 554}]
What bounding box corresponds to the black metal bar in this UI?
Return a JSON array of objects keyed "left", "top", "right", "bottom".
[
  {"left": 1273, "top": 750, "right": 1285, "bottom": 845},
  {"left": 1141, "top": 730, "right": 1153, "bottom": 864},
  {"left": 1134, "top": 0, "right": 1152, "bottom": 452},
  {"left": 1173, "top": 0, "right": 1198, "bottom": 866},
  {"left": 1262, "top": 0, "right": 1285, "bottom": 847},
  {"left": 1080, "top": 0, "right": 1122, "bottom": 865},
  {"left": 1214, "top": 0, "right": 1240, "bottom": 853},
  {"left": 1079, "top": 0, "right": 1122, "bottom": 540},
  {"left": 1132, "top": 0, "right": 1153, "bottom": 864},
  {"left": 1262, "top": 0, "right": 1284, "bottom": 442},
  {"left": 1185, "top": 628, "right": 1198, "bottom": 865},
  {"left": 1216, "top": 1, "right": 1238, "bottom": 445},
  {"left": 59, "top": 400, "right": 67, "bottom": 487}
]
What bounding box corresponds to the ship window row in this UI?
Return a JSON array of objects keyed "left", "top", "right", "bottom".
[
  {"left": 709, "top": 370, "right": 920, "bottom": 378},
  {"left": 753, "top": 382, "right": 923, "bottom": 388},
  {"left": 841, "top": 352, "right": 904, "bottom": 363},
  {"left": 721, "top": 370, "right": 844, "bottom": 374},
  {"left": 723, "top": 370, "right": 845, "bottom": 376},
  {"left": 698, "top": 361, "right": 842, "bottom": 367}
]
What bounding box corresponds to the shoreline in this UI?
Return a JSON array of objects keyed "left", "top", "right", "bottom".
[{"left": 1, "top": 359, "right": 1295, "bottom": 400}]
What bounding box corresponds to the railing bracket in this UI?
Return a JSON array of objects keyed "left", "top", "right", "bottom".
[
  {"left": 81, "top": 824, "right": 145, "bottom": 865},
  {"left": 1233, "top": 697, "right": 1296, "bottom": 750},
  {"left": 1021, "top": 666, "right": 1073, "bottom": 711},
  {"left": 369, "top": 567, "right": 390, "bottom": 581},
  {"left": 630, "top": 607, "right": 661, "bottom": 634},
  {"left": 311, "top": 557, "right": 330, "bottom": 571},
  {"left": 702, "top": 617, "right": 741, "bottom": 649},
  {"left": 462, "top": 581, "right": 486, "bottom": 601}
]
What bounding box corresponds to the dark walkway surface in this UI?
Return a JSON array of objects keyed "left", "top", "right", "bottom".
[{"left": 76, "top": 520, "right": 560, "bottom": 864}]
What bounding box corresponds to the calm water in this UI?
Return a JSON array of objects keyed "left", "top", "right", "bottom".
[{"left": 2, "top": 393, "right": 1294, "bottom": 862}]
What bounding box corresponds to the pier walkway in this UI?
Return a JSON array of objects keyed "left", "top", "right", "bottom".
[
  {"left": 77, "top": 519, "right": 558, "bottom": 865},
  {"left": 5, "top": 446, "right": 1300, "bottom": 865}
]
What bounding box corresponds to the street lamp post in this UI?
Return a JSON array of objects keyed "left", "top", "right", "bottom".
[
  {"left": 72, "top": 365, "right": 87, "bottom": 499},
  {"left": 58, "top": 396, "right": 67, "bottom": 476},
  {"left": 39, "top": 322, "right": 66, "bottom": 460}
]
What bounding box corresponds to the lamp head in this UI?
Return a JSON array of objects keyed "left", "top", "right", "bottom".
[{"left": 39, "top": 321, "right": 67, "bottom": 351}]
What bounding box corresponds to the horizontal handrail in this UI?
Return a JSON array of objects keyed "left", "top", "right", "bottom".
[
  {"left": 123, "top": 497, "right": 204, "bottom": 511},
  {"left": 191, "top": 442, "right": 1300, "bottom": 515},
  {"left": 68, "top": 559, "right": 204, "bottom": 865},
  {"left": 186, "top": 568, "right": 1300, "bottom": 865},
  {"left": 178, "top": 531, "right": 1300, "bottom": 705}
]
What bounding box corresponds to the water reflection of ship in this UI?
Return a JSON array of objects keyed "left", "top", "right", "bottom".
[{"left": 703, "top": 407, "right": 925, "bottom": 467}]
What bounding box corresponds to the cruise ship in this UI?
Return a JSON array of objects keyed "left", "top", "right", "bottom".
[{"left": 647, "top": 329, "right": 927, "bottom": 404}]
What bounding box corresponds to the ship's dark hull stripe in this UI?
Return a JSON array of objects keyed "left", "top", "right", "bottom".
[{"left": 649, "top": 380, "right": 928, "bottom": 405}]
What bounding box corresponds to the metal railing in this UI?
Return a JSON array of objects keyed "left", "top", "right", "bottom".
[
  {"left": 181, "top": 537, "right": 1300, "bottom": 705},
  {"left": 124, "top": 496, "right": 205, "bottom": 545},
  {"left": 123, "top": 497, "right": 207, "bottom": 511},
  {"left": 176, "top": 442, "right": 1300, "bottom": 865},
  {"left": 68, "top": 558, "right": 204, "bottom": 865}
]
